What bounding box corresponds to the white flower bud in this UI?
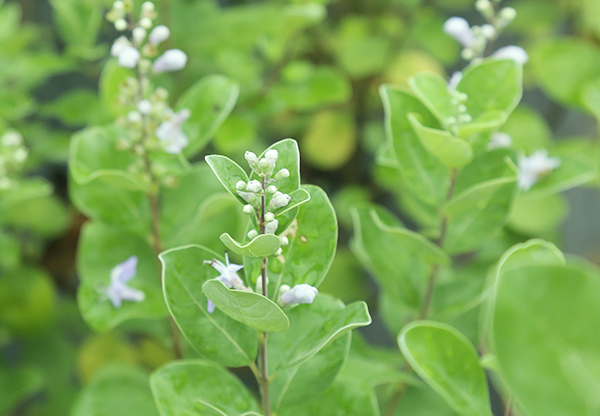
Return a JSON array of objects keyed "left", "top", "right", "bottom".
[
  {"left": 1, "top": 132, "right": 22, "bottom": 146},
  {"left": 243, "top": 204, "right": 255, "bottom": 215},
  {"left": 247, "top": 229, "right": 258, "bottom": 240},
  {"left": 246, "top": 180, "right": 262, "bottom": 193},
  {"left": 499, "top": 7, "right": 517, "bottom": 23},
  {"left": 237, "top": 191, "right": 260, "bottom": 207},
  {"left": 274, "top": 248, "right": 283, "bottom": 256},
  {"left": 274, "top": 168, "right": 290, "bottom": 181},
  {"left": 153, "top": 49, "right": 187, "bottom": 73},
  {"left": 475, "top": 0, "right": 491, "bottom": 12},
  {"left": 264, "top": 212, "right": 275, "bottom": 222},
  {"left": 149, "top": 25, "right": 170, "bottom": 45},
  {"left": 458, "top": 114, "right": 472, "bottom": 123},
  {"left": 492, "top": 46, "right": 529, "bottom": 65},
  {"left": 518, "top": 150, "right": 561, "bottom": 191},
  {"left": 266, "top": 185, "right": 277, "bottom": 194},
  {"left": 245, "top": 151, "right": 259, "bottom": 166},
  {"left": 139, "top": 17, "right": 153, "bottom": 29},
  {"left": 269, "top": 192, "right": 291, "bottom": 210},
  {"left": 258, "top": 158, "right": 275, "bottom": 176},
  {"left": 111, "top": 36, "right": 131, "bottom": 57},
  {"left": 265, "top": 149, "right": 279, "bottom": 163},
  {"left": 137, "top": 99, "right": 152, "bottom": 115},
  {"left": 481, "top": 24, "right": 496, "bottom": 40},
  {"left": 118, "top": 46, "right": 140, "bottom": 68},
  {"left": 265, "top": 219, "right": 279, "bottom": 234},
  {"left": 487, "top": 132, "right": 512, "bottom": 150},
  {"left": 14, "top": 148, "right": 28, "bottom": 163},
  {"left": 279, "top": 236, "right": 289, "bottom": 246},
  {"left": 461, "top": 48, "right": 475, "bottom": 60},
  {"left": 114, "top": 18, "right": 127, "bottom": 31},
  {"left": 142, "top": 1, "right": 155, "bottom": 12},
  {"left": 127, "top": 111, "right": 142, "bottom": 123},
  {"left": 279, "top": 284, "right": 318, "bottom": 306},
  {"left": 443, "top": 17, "right": 476, "bottom": 48},
  {"left": 132, "top": 27, "right": 146, "bottom": 45},
  {"left": 113, "top": 1, "right": 125, "bottom": 10},
  {"left": 236, "top": 180, "right": 246, "bottom": 190},
  {"left": 279, "top": 284, "right": 291, "bottom": 295}
]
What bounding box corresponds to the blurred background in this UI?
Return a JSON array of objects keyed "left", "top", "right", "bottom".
[{"left": 1, "top": 0, "right": 600, "bottom": 414}]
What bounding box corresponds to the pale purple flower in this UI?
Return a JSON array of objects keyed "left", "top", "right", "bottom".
[
  {"left": 155, "top": 108, "right": 190, "bottom": 154},
  {"left": 103, "top": 256, "right": 145, "bottom": 308},
  {"left": 279, "top": 284, "right": 318, "bottom": 306},
  {"left": 204, "top": 253, "right": 245, "bottom": 313}
]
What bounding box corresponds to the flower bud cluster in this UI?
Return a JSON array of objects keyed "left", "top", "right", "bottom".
[
  {"left": 443, "top": 1, "right": 527, "bottom": 64},
  {"left": 239, "top": 148, "right": 292, "bottom": 252},
  {"left": 0, "top": 131, "right": 28, "bottom": 189}
]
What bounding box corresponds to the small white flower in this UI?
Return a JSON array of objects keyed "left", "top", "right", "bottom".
[
  {"left": 274, "top": 168, "right": 290, "bottom": 181},
  {"left": 102, "top": 256, "right": 145, "bottom": 308},
  {"left": 443, "top": 17, "right": 476, "bottom": 48},
  {"left": 265, "top": 219, "right": 279, "bottom": 234},
  {"left": 132, "top": 27, "right": 147, "bottom": 45},
  {"left": 264, "top": 212, "right": 275, "bottom": 222},
  {"left": 447, "top": 71, "right": 462, "bottom": 92},
  {"left": 265, "top": 149, "right": 279, "bottom": 163},
  {"left": 236, "top": 180, "right": 246, "bottom": 190},
  {"left": 518, "top": 150, "right": 561, "bottom": 191},
  {"left": 487, "top": 132, "right": 512, "bottom": 150},
  {"left": 246, "top": 180, "right": 262, "bottom": 193},
  {"left": 114, "top": 18, "right": 127, "bottom": 31},
  {"left": 110, "top": 36, "right": 132, "bottom": 57},
  {"left": 492, "top": 46, "right": 529, "bottom": 65},
  {"left": 153, "top": 49, "right": 187, "bottom": 73},
  {"left": 137, "top": 100, "right": 152, "bottom": 115},
  {"left": 247, "top": 229, "right": 258, "bottom": 240},
  {"left": 480, "top": 24, "right": 496, "bottom": 40},
  {"left": 118, "top": 46, "right": 140, "bottom": 68},
  {"left": 499, "top": 7, "right": 517, "bottom": 22},
  {"left": 266, "top": 185, "right": 277, "bottom": 194},
  {"left": 243, "top": 204, "right": 255, "bottom": 215},
  {"left": 149, "top": 25, "right": 170, "bottom": 45},
  {"left": 142, "top": 1, "right": 155, "bottom": 12},
  {"left": 155, "top": 108, "right": 191, "bottom": 154},
  {"left": 475, "top": 0, "right": 492, "bottom": 13},
  {"left": 245, "top": 151, "right": 259, "bottom": 166},
  {"left": 113, "top": 1, "right": 125, "bottom": 10},
  {"left": 279, "top": 236, "right": 289, "bottom": 246},
  {"left": 204, "top": 253, "right": 245, "bottom": 313},
  {"left": 279, "top": 284, "right": 318, "bottom": 306},
  {"left": 269, "top": 192, "right": 291, "bottom": 210},
  {"left": 1, "top": 131, "right": 22, "bottom": 147},
  {"left": 139, "top": 17, "right": 153, "bottom": 29}
]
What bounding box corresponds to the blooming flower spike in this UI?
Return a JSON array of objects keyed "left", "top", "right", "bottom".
[{"left": 102, "top": 255, "right": 145, "bottom": 308}]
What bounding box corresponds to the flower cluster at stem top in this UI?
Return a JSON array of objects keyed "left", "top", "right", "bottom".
[
  {"left": 237, "top": 149, "right": 292, "bottom": 256},
  {"left": 0, "top": 131, "right": 28, "bottom": 190},
  {"left": 106, "top": 0, "right": 191, "bottom": 181}
]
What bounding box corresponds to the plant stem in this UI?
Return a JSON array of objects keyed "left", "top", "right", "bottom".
[
  {"left": 383, "top": 383, "right": 407, "bottom": 416},
  {"left": 257, "top": 176, "right": 272, "bottom": 416}
]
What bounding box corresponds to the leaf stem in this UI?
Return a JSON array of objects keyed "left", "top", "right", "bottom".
[{"left": 257, "top": 176, "right": 272, "bottom": 416}]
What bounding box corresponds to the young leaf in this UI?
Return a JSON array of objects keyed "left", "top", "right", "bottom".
[
  {"left": 458, "top": 110, "right": 507, "bottom": 139},
  {"left": 380, "top": 85, "right": 449, "bottom": 206},
  {"left": 408, "top": 113, "right": 473, "bottom": 168},
  {"left": 72, "top": 365, "right": 159, "bottom": 416},
  {"left": 492, "top": 263, "right": 600, "bottom": 416},
  {"left": 99, "top": 60, "right": 130, "bottom": 118},
  {"left": 202, "top": 279, "right": 289, "bottom": 332},
  {"left": 177, "top": 75, "right": 240, "bottom": 157},
  {"left": 399, "top": 321, "right": 492, "bottom": 416},
  {"left": 270, "top": 295, "right": 371, "bottom": 371},
  {"left": 458, "top": 59, "right": 522, "bottom": 119},
  {"left": 408, "top": 72, "right": 456, "bottom": 125},
  {"left": 77, "top": 222, "right": 168, "bottom": 332},
  {"left": 205, "top": 154, "right": 249, "bottom": 204},
  {"left": 151, "top": 361, "right": 260, "bottom": 416},
  {"left": 160, "top": 245, "right": 257, "bottom": 367},
  {"left": 220, "top": 233, "right": 281, "bottom": 258}
]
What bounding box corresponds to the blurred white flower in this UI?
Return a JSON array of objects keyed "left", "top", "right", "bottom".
[
  {"left": 279, "top": 284, "right": 318, "bottom": 306},
  {"left": 487, "top": 132, "right": 513, "bottom": 150},
  {"left": 518, "top": 150, "right": 561, "bottom": 191},
  {"left": 492, "top": 46, "right": 529, "bottom": 65},
  {"left": 153, "top": 49, "right": 187, "bottom": 73},
  {"left": 443, "top": 17, "right": 476, "bottom": 48},
  {"left": 149, "top": 25, "right": 170, "bottom": 45},
  {"left": 118, "top": 46, "right": 141, "bottom": 68},
  {"left": 110, "top": 36, "right": 132, "bottom": 57},
  {"left": 447, "top": 71, "right": 463, "bottom": 92},
  {"left": 155, "top": 108, "right": 190, "bottom": 154},
  {"left": 102, "top": 256, "right": 145, "bottom": 308}
]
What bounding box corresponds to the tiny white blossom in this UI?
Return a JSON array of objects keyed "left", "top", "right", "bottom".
[
  {"left": 518, "top": 150, "right": 561, "bottom": 191},
  {"left": 127, "top": 111, "right": 142, "bottom": 123},
  {"left": 118, "top": 46, "right": 140, "bottom": 68},
  {"left": 102, "top": 256, "right": 145, "bottom": 308},
  {"left": 132, "top": 27, "right": 147, "bottom": 45},
  {"left": 204, "top": 253, "right": 245, "bottom": 313},
  {"left": 153, "top": 49, "right": 187, "bottom": 73},
  {"left": 246, "top": 180, "right": 262, "bottom": 193},
  {"left": 137, "top": 100, "right": 152, "bottom": 115},
  {"left": 279, "top": 284, "right": 318, "bottom": 306},
  {"left": 265, "top": 149, "right": 279, "bottom": 163},
  {"left": 149, "top": 25, "right": 170, "bottom": 45},
  {"left": 266, "top": 185, "right": 277, "bottom": 194},
  {"left": 114, "top": 18, "right": 127, "bottom": 31},
  {"left": 243, "top": 204, "right": 255, "bottom": 215},
  {"left": 269, "top": 192, "right": 291, "bottom": 210},
  {"left": 274, "top": 248, "right": 283, "bottom": 256},
  {"left": 279, "top": 236, "right": 289, "bottom": 246},
  {"left": 265, "top": 219, "right": 279, "bottom": 234},
  {"left": 113, "top": 1, "right": 125, "bottom": 10},
  {"left": 481, "top": 24, "right": 496, "bottom": 39},
  {"left": 247, "top": 229, "right": 258, "bottom": 240},
  {"left": 492, "top": 46, "right": 529, "bottom": 65},
  {"left": 236, "top": 180, "right": 246, "bottom": 190},
  {"left": 499, "top": 7, "right": 517, "bottom": 22},
  {"left": 443, "top": 17, "right": 476, "bottom": 48},
  {"left": 487, "top": 132, "right": 512, "bottom": 150},
  {"left": 155, "top": 108, "right": 190, "bottom": 154},
  {"left": 110, "top": 36, "right": 132, "bottom": 57},
  {"left": 1, "top": 132, "right": 22, "bottom": 147},
  {"left": 13, "top": 148, "right": 28, "bottom": 163},
  {"left": 139, "top": 17, "right": 153, "bottom": 29},
  {"left": 245, "top": 151, "right": 259, "bottom": 166},
  {"left": 264, "top": 212, "right": 275, "bottom": 222},
  {"left": 142, "top": 1, "right": 155, "bottom": 12},
  {"left": 274, "top": 168, "right": 290, "bottom": 181}
]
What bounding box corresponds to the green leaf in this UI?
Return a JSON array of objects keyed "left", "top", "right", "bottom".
[
  {"left": 202, "top": 279, "right": 289, "bottom": 332},
  {"left": 380, "top": 84, "right": 448, "bottom": 206},
  {"left": 499, "top": 105, "right": 551, "bottom": 152},
  {"left": 525, "top": 151, "right": 596, "bottom": 196},
  {"left": 458, "top": 58, "right": 522, "bottom": 119},
  {"left": 99, "top": 60, "right": 130, "bottom": 118},
  {"left": 492, "top": 263, "right": 600, "bottom": 416},
  {"left": 50, "top": 0, "right": 103, "bottom": 57},
  {"left": 396, "top": 385, "right": 460, "bottom": 416},
  {"left": 408, "top": 113, "right": 473, "bottom": 168},
  {"left": 458, "top": 110, "right": 507, "bottom": 139},
  {"left": 0, "top": 363, "right": 45, "bottom": 414},
  {"left": 399, "top": 321, "right": 492, "bottom": 416},
  {"left": 0, "top": 178, "right": 53, "bottom": 224},
  {"left": 151, "top": 360, "right": 260, "bottom": 416},
  {"left": 220, "top": 233, "right": 282, "bottom": 258},
  {"left": 270, "top": 295, "right": 371, "bottom": 371},
  {"left": 77, "top": 222, "right": 168, "bottom": 332},
  {"left": 244, "top": 185, "right": 337, "bottom": 299},
  {"left": 205, "top": 154, "right": 250, "bottom": 204},
  {"left": 271, "top": 333, "right": 351, "bottom": 411},
  {"left": 72, "top": 365, "right": 159, "bottom": 416},
  {"left": 177, "top": 75, "right": 240, "bottom": 157},
  {"left": 69, "top": 126, "right": 147, "bottom": 191},
  {"left": 444, "top": 150, "right": 518, "bottom": 254},
  {"left": 277, "top": 380, "right": 379, "bottom": 416},
  {"left": 160, "top": 245, "right": 257, "bottom": 367},
  {"left": 408, "top": 72, "right": 456, "bottom": 125}
]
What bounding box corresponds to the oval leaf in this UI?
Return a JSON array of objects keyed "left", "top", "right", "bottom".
[{"left": 220, "top": 233, "right": 281, "bottom": 258}]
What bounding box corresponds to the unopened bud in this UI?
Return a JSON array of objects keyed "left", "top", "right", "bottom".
[
  {"left": 113, "top": 1, "right": 125, "bottom": 10},
  {"left": 269, "top": 192, "right": 291, "bottom": 210},
  {"left": 247, "top": 229, "right": 258, "bottom": 239},
  {"left": 149, "top": 25, "right": 170, "bottom": 45},
  {"left": 279, "top": 284, "right": 318, "bottom": 306},
  {"left": 118, "top": 46, "right": 140, "bottom": 68},
  {"left": 265, "top": 212, "right": 275, "bottom": 222},
  {"left": 236, "top": 180, "right": 246, "bottom": 190},
  {"left": 265, "top": 219, "right": 279, "bottom": 234},
  {"left": 137, "top": 99, "right": 152, "bottom": 114},
  {"left": 279, "top": 236, "right": 289, "bottom": 246},
  {"left": 274, "top": 248, "right": 283, "bottom": 256},
  {"left": 245, "top": 151, "right": 258, "bottom": 166},
  {"left": 141, "top": 1, "right": 155, "bottom": 12},
  {"left": 153, "top": 49, "right": 187, "bottom": 73},
  {"left": 139, "top": 17, "right": 153, "bottom": 29},
  {"left": 274, "top": 168, "right": 290, "bottom": 181},
  {"left": 114, "top": 18, "right": 127, "bottom": 31},
  {"left": 243, "top": 204, "right": 255, "bottom": 215},
  {"left": 265, "top": 149, "right": 279, "bottom": 163},
  {"left": 499, "top": 7, "right": 517, "bottom": 23},
  {"left": 266, "top": 185, "right": 277, "bottom": 194},
  {"left": 246, "top": 180, "right": 262, "bottom": 193},
  {"left": 132, "top": 27, "right": 147, "bottom": 45}
]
